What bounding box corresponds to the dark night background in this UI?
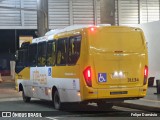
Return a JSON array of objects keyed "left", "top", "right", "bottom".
[
  {"left": 0, "top": 29, "right": 37, "bottom": 54},
  {"left": 0, "top": 29, "right": 37, "bottom": 75}
]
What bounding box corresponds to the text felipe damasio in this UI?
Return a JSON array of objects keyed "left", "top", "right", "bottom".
[{"left": 131, "top": 113, "right": 158, "bottom": 117}]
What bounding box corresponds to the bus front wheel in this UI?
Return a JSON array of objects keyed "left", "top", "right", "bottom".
[
  {"left": 22, "top": 90, "right": 31, "bottom": 103},
  {"left": 53, "top": 90, "right": 63, "bottom": 110}
]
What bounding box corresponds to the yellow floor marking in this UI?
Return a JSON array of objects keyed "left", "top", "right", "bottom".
[{"left": 140, "top": 98, "right": 160, "bottom": 103}]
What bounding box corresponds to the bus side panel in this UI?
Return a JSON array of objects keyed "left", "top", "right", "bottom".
[
  {"left": 16, "top": 67, "right": 30, "bottom": 91},
  {"left": 52, "top": 65, "right": 81, "bottom": 102},
  {"left": 78, "top": 30, "right": 97, "bottom": 101}
]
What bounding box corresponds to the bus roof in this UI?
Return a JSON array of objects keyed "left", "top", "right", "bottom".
[
  {"left": 32, "top": 24, "right": 111, "bottom": 43},
  {"left": 31, "top": 24, "right": 143, "bottom": 44},
  {"left": 45, "top": 24, "right": 111, "bottom": 36}
]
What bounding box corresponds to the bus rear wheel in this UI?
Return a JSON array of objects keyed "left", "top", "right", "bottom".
[
  {"left": 53, "top": 90, "right": 63, "bottom": 110},
  {"left": 22, "top": 90, "right": 31, "bottom": 103}
]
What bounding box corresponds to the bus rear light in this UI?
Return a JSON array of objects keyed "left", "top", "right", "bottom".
[
  {"left": 89, "top": 27, "right": 96, "bottom": 32},
  {"left": 143, "top": 65, "right": 148, "bottom": 85},
  {"left": 90, "top": 27, "right": 95, "bottom": 32},
  {"left": 144, "top": 65, "right": 148, "bottom": 77},
  {"left": 83, "top": 66, "right": 92, "bottom": 87}
]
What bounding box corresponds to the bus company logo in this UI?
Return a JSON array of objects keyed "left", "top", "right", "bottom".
[
  {"left": 1, "top": 112, "right": 42, "bottom": 118},
  {"left": 98, "top": 73, "right": 107, "bottom": 83},
  {"left": 2, "top": 112, "right": 11, "bottom": 117},
  {"left": 48, "top": 68, "right": 52, "bottom": 76}
]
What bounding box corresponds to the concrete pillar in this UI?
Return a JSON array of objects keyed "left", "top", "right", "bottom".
[
  {"left": 100, "top": 0, "right": 115, "bottom": 25},
  {"left": 37, "top": 0, "right": 49, "bottom": 37},
  {"left": 10, "top": 61, "right": 15, "bottom": 80}
]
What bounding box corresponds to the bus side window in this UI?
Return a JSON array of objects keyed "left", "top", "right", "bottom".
[
  {"left": 56, "top": 38, "right": 68, "bottom": 65},
  {"left": 37, "top": 42, "right": 47, "bottom": 66},
  {"left": 68, "top": 35, "right": 81, "bottom": 65},
  {"left": 46, "top": 41, "right": 56, "bottom": 66},
  {"left": 23, "top": 49, "right": 28, "bottom": 66},
  {"left": 17, "top": 49, "right": 23, "bottom": 66},
  {"left": 17, "top": 48, "right": 28, "bottom": 66},
  {"left": 29, "top": 44, "right": 37, "bottom": 66}
]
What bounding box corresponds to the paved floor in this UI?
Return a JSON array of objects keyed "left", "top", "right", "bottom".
[
  {"left": 0, "top": 81, "right": 160, "bottom": 111},
  {"left": 124, "top": 87, "right": 160, "bottom": 110},
  {"left": 0, "top": 82, "right": 21, "bottom": 100}
]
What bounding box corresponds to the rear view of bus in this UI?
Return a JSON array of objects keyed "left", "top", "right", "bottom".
[{"left": 82, "top": 26, "right": 148, "bottom": 108}]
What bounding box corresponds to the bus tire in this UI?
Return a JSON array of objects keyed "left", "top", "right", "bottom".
[
  {"left": 22, "top": 90, "right": 31, "bottom": 103},
  {"left": 97, "top": 102, "right": 113, "bottom": 110},
  {"left": 53, "top": 90, "right": 62, "bottom": 110}
]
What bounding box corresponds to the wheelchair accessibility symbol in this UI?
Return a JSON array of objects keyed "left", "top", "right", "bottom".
[{"left": 98, "top": 73, "right": 107, "bottom": 83}]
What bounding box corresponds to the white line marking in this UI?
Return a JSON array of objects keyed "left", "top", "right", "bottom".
[
  {"left": 113, "top": 106, "right": 142, "bottom": 111},
  {"left": 141, "top": 98, "right": 160, "bottom": 103},
  {"left": 0, "top": 97, "right": 22, "bottom": 102},
  {"left": 46, "top": 117, "right": 62, "bottom": 120}
]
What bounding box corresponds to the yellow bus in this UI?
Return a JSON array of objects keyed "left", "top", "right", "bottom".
[{"left": 15, "top": 25, "right": 148, "bottom": 110}]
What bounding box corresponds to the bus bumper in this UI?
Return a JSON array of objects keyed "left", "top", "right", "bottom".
[{"left": 82, "top": 86, "right": 147, "bottom": 101}]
